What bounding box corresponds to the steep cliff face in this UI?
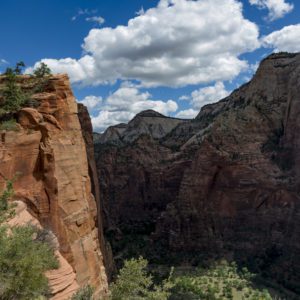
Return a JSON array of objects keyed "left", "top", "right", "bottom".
[
  {"left": 78, "top": 103, "right": 115, "bottom": 278},
  {"left": 0, "top": 75, "right": 108, "bottom": 298},
  {"left": 95, "top": 53, "right": 300, "bottom": 292}
]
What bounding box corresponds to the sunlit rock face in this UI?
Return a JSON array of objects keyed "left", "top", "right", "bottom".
[
  {"left": 95, "top": 53, "right": 300, "bottom": 293},
  {"left": 0, "top": 75, "right": 108, "bottom": 298}
]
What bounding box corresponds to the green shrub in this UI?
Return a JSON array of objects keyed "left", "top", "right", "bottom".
[
  {"left": 0, "top": 119, "right": 19, "bottom": 131},
  {"left": 33, "top": 62, "right": 51, "bottom": 78},
  {"left": 31, "top": 62, "right": 52, "bottom": 94},
  {"left": 1, "top": 63, "right": 27, "bottom": 112},
  {"left": 0, "top": 108, "right": 7, "bottom": 116},
  {"left": 0, "top": 61, "right": 52, "bottom": 115},
  {"left": 169, "top": 261, "right": 272, "bottom": 300},
  {"left": 0, "top": 179, "right": 13, "bottom": 212},
  {"left": 0, "top": 225, "right": 59, "bottom": 299},
  {"left": 0, "top": 179, "right": 16, "bottom": 223},
  {"left": 110, "top": 257, "right": 173, "bottom": 300},
  {"left": 71, "top": 285, "right": 94, "bottom": 300},
  {"left": 0, "top": 179, "right": 59, "bottom": 299}
]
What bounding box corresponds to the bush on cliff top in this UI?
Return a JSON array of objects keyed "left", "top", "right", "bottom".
[
  {"left": 32, "top": 62, "right": 51, "bottom": 78},
  {"left": 1, "top": 62, "right": 27, "bottom": 113},
  {"left": 0, "top": 61, "right": 52, "bottom": 119}
]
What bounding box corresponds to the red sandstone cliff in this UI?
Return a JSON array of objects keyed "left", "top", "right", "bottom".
[
  {"left": 0, "top": 75, "right": 108, "bottom": 298},
  {"left": 95, "top": 53, "right": 300, "bottom": 293}
]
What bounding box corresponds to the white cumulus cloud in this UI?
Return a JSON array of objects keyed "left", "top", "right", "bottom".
[
  {"left": 175, "top": 109, "right": 199, "bottom": 119},
  {"left": 30, "top": 0, "right": 259, "bottom": 88},
  {"left": 79, "top": 95, "right": 102, "bottom": 111},
  {"left": 263, "top": 24, "right": 300, "bottom": 52},
  {"left": 81, "top": 86, "right": 178, "bottom": 132},
  {"left": 191, "top": 82, "right": 230, "bottom": 110},
  {"left": 175, "top": 82, "right": 230, "bottom": 119},
  {"left": 249, "top": 0, "right": 294, "bottom": 21}
]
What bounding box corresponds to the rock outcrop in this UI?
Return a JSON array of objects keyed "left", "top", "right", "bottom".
[
  {"left": 95, "top": 53, "right": 300, "bottom": 293},
  {"left": 0, "top": 75, "right": 108, "bottom": 298}
]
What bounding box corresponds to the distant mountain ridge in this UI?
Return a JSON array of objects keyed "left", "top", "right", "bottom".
[{"left": 95, "top": 109, "right": 189, "bottom": 145}]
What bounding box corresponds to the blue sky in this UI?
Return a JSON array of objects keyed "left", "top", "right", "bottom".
[{"left": 0, "top": 0, "right": 299, "bottom": 131}]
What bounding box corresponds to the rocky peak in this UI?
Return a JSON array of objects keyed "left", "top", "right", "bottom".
[
  {"left": 135, "top": 109, "right": 166, "bottom": 118},
  {"left": 97, "top": 110, "right": 188, "bottom": 145}
]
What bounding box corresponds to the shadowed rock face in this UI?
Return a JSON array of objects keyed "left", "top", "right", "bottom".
[
  {"left": 78, "top": 103, "right": 115, "bottom": 278},
  {"left": 0, "top": 75, "right": 108, "bottom": 298},
  {"left": 95, "top": 53, "right": 300, "bottom": 293}
]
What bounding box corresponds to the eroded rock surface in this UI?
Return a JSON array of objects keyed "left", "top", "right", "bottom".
[
  {"left": 0, "top": 75, "right": 108, "bottom": 298},
  {"left": 95, "top": 53, "right": 300, "bottom": 293}
]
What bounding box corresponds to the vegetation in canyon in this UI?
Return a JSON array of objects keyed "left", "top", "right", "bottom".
[
  {"left": 106, "top": 257, "right": 274, "bottom": 300},
  {"left": 110, "top": 257, "right": 174, "bottom": 300}
]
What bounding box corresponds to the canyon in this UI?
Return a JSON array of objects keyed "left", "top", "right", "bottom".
[
  {"left": 1, "top": 52, "right": 300, "bottom": 299},
  {"left": 95, "top": 52, "right": 300, "bottom": 294}
]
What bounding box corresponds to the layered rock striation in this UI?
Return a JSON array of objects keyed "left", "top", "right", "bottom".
[
  {"left": 0, "top": 75, "right": 108, "bottom": 298},
  {"left": 95, "top": 53, "right": 300, "bottom": 293}
]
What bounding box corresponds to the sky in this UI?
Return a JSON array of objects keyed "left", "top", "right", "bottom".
[{"left": 0, "top": 0, "right": 299, "bottom": 132}]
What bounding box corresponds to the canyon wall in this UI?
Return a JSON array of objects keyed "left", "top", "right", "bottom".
[
  {"left": 95, "top": 53, "right": 300, "bottom": 293},
  {"left": 0, "top": 75, "right": 108, "bottom": 298}
]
